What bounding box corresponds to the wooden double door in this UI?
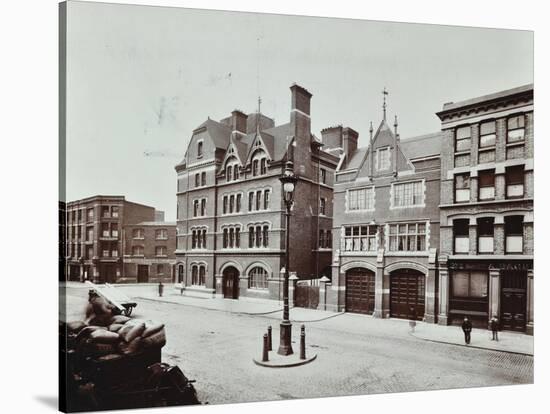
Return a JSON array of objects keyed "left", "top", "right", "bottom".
[
  {"left": 500, "top": 270, "right": 527, "bottom": 332},
  {"left": 223, "top": 267, "right": 239, "bottom": 299},
  {"left": 390, "top": 269, "right": 425, "bottom": 320},
  {"left": 345, "top": 268, "right": 375, "bottom": 315}
]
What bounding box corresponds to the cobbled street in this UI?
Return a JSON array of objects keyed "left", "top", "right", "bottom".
[{"left": 63, "top": 286, "right": 533, "bottom": 406}]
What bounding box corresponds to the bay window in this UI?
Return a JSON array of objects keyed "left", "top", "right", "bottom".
[{"left": 388, "top": 222, "right": 426, "bottom": 252}]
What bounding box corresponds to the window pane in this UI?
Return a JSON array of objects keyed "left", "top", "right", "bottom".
[
  {"left": 508, "top": 115, "right": 525, "bottom": 130},
  {"left": 479, "top": 186, "right": 495, "bottom": 200},
  {"left": 480, "top": 121, "right": 496, "bottom": 135},
  {"left": 452, "top": 272, "right": 470, "bottom": 297},
  {"left": 470, "top": 272, "right": 488, "bottom": 298},
  {"left": 508, "top": 129, "right": 525, "bottom": 142},
  {"left": 455, "top": 138, "right": 471, "bottom": 152},
  {"left": 454, "top": 236, "right": 469, "bottom": 253},
  {"left": 456, "top": 126, "right": 471, "bottom": 139},
  {"left": 479, "top": 134, "right": 496, "bottom": 147}
]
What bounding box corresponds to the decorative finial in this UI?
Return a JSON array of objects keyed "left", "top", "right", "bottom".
[
  {"left": 256, "top": 96, "right": 262, "bottom": 134},
  {"left": 369, "top": 121, "right": 374, "bottom": 140},
  {"left": 382, "top": 87, "right": 388, "bottom": 121}
]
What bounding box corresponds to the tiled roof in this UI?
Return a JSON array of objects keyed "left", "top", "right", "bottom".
[{"left": 400, "top": 132, "right": 442, "bottom": 159}]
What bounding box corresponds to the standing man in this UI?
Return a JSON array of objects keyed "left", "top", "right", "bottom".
[
  {"left": 408, "top": 306, "right": 417, "bottom": 333},
  {"left": 490, "top": 316, "right": 499, "bottom": 341},
  {"left": 461, "top": 316, "right": 472, "bottom": 344}
]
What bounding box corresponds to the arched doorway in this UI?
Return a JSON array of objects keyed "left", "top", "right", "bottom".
[
  {"left": 177, "top": 264, "right": 185, "bottom": 283},
  {"left": 345, "top": 267, "right": 375, "bottom": 315},
  {"left": 390, "top": 268, "right": 425, "bottom": 320},
  {"left": 222, "top": 266, "right": 240, "bottom": 299}
]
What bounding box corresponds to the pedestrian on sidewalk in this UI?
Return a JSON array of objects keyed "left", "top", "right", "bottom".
[
  {"left": 408, "top": 306, "right": 417, "bottom": 333},
  {"left": 490, "top": 316, "right": 499, "bottom": 341},
  {"left": 461, "top": 316, "right": 472, "bottom": 344}
]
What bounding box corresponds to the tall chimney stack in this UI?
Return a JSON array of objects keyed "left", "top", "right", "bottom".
[
  {"left": 290, "top": 83, "right": 313, "bottom": 178},
  {"left": 231, "top": 110, "right": 248, "bottom": 135}
]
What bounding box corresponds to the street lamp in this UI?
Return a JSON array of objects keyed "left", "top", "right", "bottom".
[{"left": 278, "top": 160, "right": 298, "bottom": 356}]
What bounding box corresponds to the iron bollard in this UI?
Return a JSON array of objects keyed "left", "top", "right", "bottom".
[
  {"left": 267, "top": 326, "right": 272, "bottom": 351},
  {"left": 262, "top": 333, "right": 269, "bottom": 362},
  {"left": 158, "top": 282, "right": 164, "bottom": 297},
  {"left": 300, "top": 324, "right": 306, "bottom": 360}
]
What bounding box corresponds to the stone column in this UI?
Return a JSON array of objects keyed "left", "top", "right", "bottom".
[
  {"left": 495, "top": 168, "right": 506, "bottom": 201},
  {"left": 239, "top": 276, "right": 249, "bottom": 298},
  {"left": 488, "top": 268, "right": 501, "bottom": 327},
  {"left": 470, "top": 177, "right": 479, "bottom": 203},
  {"left": 317, "top": 276, "right": 330, "bottom": 311},
  {"left": 289, "top": 273, "right": 298, "bottom": 307},
  {"left": 424, "top": 267, "right": 437, "bottom": 323},
  {"left": 438, "top": 268, "right": 449, "bottom": 325},
  {"left": 373, "top": 249, "right": 388, "bottom": 318},
  {"left": 469, "top": 218, "right": 477, "bottom": 255},
  {"left": 526, "top": 269, "right": 534, "bottom": 335},
  {"left": 215, "top": 274, "right": 223, "bottom": 297},
  {"left": 493, "top": 223, "right": 505, "bottom": 255}
]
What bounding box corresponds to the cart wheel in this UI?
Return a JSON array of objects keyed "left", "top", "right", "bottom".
[{"left": 124, "top": 307, "right": 133, "bottom": 316}]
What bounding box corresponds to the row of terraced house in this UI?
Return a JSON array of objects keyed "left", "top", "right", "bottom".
[{"left": 173, "top": 83, "right": 533, "bottom": 334}]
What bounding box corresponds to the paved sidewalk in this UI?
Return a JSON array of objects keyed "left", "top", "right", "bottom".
[{"left": 411, "top": 323, "right": 533, "bottom": 355}]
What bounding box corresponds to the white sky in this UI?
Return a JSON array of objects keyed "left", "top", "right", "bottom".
[{"left": 65, "top": 1, "right": 533, "bottom": 220}]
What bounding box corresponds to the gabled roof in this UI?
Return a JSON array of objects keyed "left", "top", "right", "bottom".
[{"left": 338, "top": 124, "right": 442, "bottom": 174}]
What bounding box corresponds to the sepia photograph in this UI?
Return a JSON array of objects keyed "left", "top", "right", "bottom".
[{"left": 55, "top": 0, "right": 537, "bottom": 412}]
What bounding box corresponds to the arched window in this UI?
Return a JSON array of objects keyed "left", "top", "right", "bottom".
[
  {"left": 263, "top": 190, "right": 270, "bottom": 210},
  {"left": 191, "top": 265, "right": 198, "bottom": 285},
  {"left": 252, "top": 159, "right": 259, "bottom": 176},
  {"left": 201, "top": 172, "right": 206, "bottom": 186},
  {"left": 255, "top": 225, "right": 261, "bottom": 247},
  {"left": 199, "top": 266, "right": 206, "bottom": 285},
  {"left": 249, "top": 266, "right": 268, "bottom": 289},
  {"left": 249, "top": 227, "right": 255, "bottom": 248},
  {"left": 226, "top": 165, "right": 232, "bottom": 181},
  {"left": 233, "top": 165, "right": 239, "bottom": 180},
  {"left": 197, "top": 141, "right": 203, "bottom": 157},
  {"left": 262, "top": 225, "right": 269, "bottom": 247},
  {"left": 223, "top": 228, "right": 228, "bottom": 248},
  {"left": 178, "top": 265, "right": 184, "bottom": 283}
]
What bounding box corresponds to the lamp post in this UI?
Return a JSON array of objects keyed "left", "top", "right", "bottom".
[{"left": 278, "top": 161, "right": 298, "bottom": 356}]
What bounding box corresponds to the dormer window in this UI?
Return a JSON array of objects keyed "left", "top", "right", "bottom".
[
  {"left": 251, "top": 150, "right": 267, "bottom": 177},
  {"left": 197, "top": 141, "right": 203, "bottom": 158},
  {"left": 376, "top": 147, "right": 390, "bottom": 171}
]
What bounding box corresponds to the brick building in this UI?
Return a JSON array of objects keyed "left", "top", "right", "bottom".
[
  {"left": 326, "top": 101, "right": 442, "bottom": 322},
  {"left": 122, "top": 221, "right": 177, "bottom": 284},
  {"left": 436, "top": 84, "right": 533, "bottom": 334},
  {"left": 65, "top": 195, "right": 174, "bottom": 283},
  {"left": 174, "top": 84, "right": 340, "bottom": 300}
]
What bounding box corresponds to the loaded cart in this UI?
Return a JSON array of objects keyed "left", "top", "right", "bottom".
[
  {"left": 85, "top": 281, "right": 137, "bottom": 316},
  {"left": 60, "top": 287, "right": 201, "bottom": 412}
]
